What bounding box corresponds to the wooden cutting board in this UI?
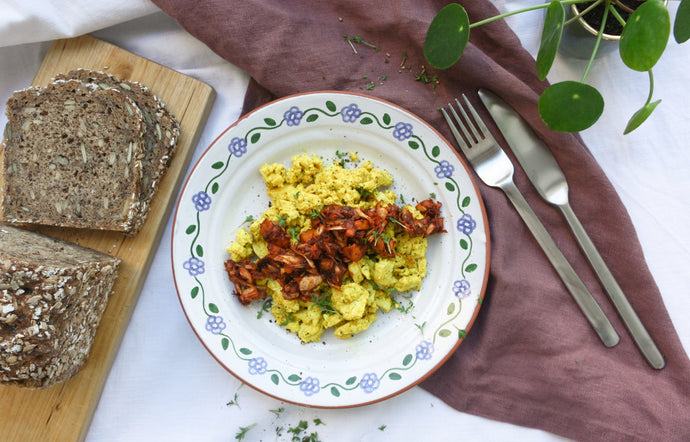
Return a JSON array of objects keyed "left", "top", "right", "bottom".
[{"left": 0, "top": 35, "right": 215, "bottom": 441}]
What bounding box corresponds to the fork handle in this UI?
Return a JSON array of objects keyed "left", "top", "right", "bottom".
[
  {"left": 558, "top": 203, "right": 665, "bottom": 368},
  {"left": 501, "top": 181, "right": 620, "bottom": 347}
]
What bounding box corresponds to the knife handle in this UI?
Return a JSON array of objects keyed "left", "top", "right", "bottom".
[
  {"left": 501, "top": 181, "right": 620, "bottom": 347},
  {"left": 558, "top": 203, "right": 665, "bottom": 369}
]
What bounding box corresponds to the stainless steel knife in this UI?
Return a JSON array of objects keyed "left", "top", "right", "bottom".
[{"left": 478, "top": 88, "right": 665, "bottom": 369}]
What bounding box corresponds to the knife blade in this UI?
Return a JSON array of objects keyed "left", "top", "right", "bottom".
[{"left": 478, "top": 88, "right": 665, "bottom": 369}]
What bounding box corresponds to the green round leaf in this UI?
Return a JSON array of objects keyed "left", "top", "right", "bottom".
[
  {"left": 465, "top": 263, "right": 478, "bottom": 273},
  {"left": 538, "top": 81, "right": 604, "bottom": 132},
  {"left": 444, "top": 182, "right": 455, "bottom": 192},
  {"left": 675, "top": 0, "right": 690, "bottom": 43},
  {"left": 185, "top": 224, "right": 196, "bottom": 234},
  {"left": 326, "top": 100, "right": 337, "bottom": 112},
  {"left": 190, "top": 286, "right": 199, "bottom": 299},
  {"left": 360, "top": 117, "right": 373, "bottom": 125},
  {"left": 624, "top": 99, "right": 662, "bottom": 134},
  {"left": 209, "top": 303, "right": 219, "bottom": 314},
  {"left": 459, "top": 239, "right": 468, "bottom": 250},
  {"left": 211, "top": 161, "right": 224, "bottom": 169},
  {"left": 389, "top": 372, "right": 402, "bottom": 381},
  {"left": 196, "top": 244, "right": 204, "bottom": 257},
  {"left": 408, "top": 140, "right": 420, "bottom": 150},
  {"left": 271, "top": 374, "right": 280, "bottom": 385},
  {"left": 431, "top": 146, "right": 441, "bottom": 157},
  {"left": 250, "top": 133, "right": 261, "bottom": 144},
  {"left": 424, "top": 4, "right": 470, "bottom": 69},
  {"left": 346, "top": 376, "right": 357, "bottom": 385},
  {"left": 306, "top": 114, "right": 319, "bottom": 123},
  {"left": 211, "top": 182, "right": 219, "bottom": 194},
  {"left": 287, "top": 374, "right": 301, "bottom": 382},
  {"left": 331, "top": 386, "right": 341, "bottom": 397},
  {"left": 537, "top": 1, "right": 565, "bottom": 80},
  {"left": 221, "top": 338, "right": 229, "bottom": 350},
  {"left": 461, "top": 196, "right": 471, "bottom": 207},
  {"left": 620, "top": 0, "right": 670, "bottom": 71},
  {"left": 264, "top": 118, "right": 277, "bottom": 126},
  {"left": 239, "top": 347, "right": 252, "bottom": 355},
  {"left": 383, "top": 113, "right": 392, "bottom": 125}
]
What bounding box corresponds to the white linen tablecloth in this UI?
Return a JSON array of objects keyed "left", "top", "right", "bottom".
[{"left": 1, "top": 1, "right": 688, "bottom": 440}]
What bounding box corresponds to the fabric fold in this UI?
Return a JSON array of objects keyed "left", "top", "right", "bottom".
[{"left": 152, "top": 0, "right": 690, "bottom": 439}]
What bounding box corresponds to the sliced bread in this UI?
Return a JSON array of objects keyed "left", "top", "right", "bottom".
[
  {"left": 0, "top": 223, "right": 120, "bottom": 389},
  {"left": 54, "top": 69, "right": 180, "bottom": 229},
  {"left": 1, "top": 79, "right": 148, "bottom": 233}
]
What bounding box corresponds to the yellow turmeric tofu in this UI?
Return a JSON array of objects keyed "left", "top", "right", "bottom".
[{"left": 226, "top": 153, "right": 438, "bottom": 343}]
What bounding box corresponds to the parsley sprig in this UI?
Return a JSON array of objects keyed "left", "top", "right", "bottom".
[{"left": 312, "top": 291, "right": 337, "bottom": 314}]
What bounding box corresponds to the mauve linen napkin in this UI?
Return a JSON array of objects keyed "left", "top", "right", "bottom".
[{"left": 152, "top": 0, "right": 690, "bottom": 439}]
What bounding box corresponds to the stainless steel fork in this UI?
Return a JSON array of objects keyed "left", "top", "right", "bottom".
[{"left": 442, "top": 95, "right": 620, "bottom": 347}]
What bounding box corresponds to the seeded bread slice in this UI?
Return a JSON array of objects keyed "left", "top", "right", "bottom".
[
  {"left": 54, "top": 69, "right": 180, "bottom": 230},
  {"left": 1, "top": 79, "right": 146, "bottom": 233},
  {"left": 0, "top": 223, "right": 120, "bottom": 389}
]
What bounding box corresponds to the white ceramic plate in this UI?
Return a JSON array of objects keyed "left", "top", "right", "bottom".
[{"left": 171, "top": 91, "right": 489, "bottom": 407}]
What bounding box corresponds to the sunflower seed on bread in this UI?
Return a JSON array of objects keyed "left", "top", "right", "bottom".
[
  {"left": 1, "top": 78, "right": 147, "bottom": 233},
  {"left": 0, "top": 223, "right": 120, "bottom": 389},
  {"left": 0, "top": 69, "right": 180, "bottom": 235},
  {"left": 53, "top": 69, "right": 180, "bottom": 230}
]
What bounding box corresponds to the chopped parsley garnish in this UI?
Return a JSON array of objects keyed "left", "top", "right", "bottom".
[
  {"left": 312, "top": 292, "right": 336, "bottom": 314},
  {"left": 257, "top": 298, "right": 273, "bottom": 319},
  {"left": 269, "top": 406, "right": 285, "bottom": 417},
  {"left": 415, "top": 65, "right": 439, "bottom": 88},
  {"left": 239, "top": 215, "right": 254, "bottom": 227},
  {"left": 358, "top": 187, "right": 375, "bottom": 198},
  {"left": 235, "top": 423, "right": 256, "bottom": 441},
  {"left": 288, "top": 226, "right": 300, "bottom": 242},
  {"left": 343, "top": 35, "right": 380, "bottom": 53},
  {"left": 396, "top": 293, "right": 415, "bottom": 313},
  {"left": 226, "top": 392, "right": 240, "bottom": 408}
]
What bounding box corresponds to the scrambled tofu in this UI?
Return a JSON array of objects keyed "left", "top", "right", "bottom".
[{"left": 228, "top": 153, "right": 431, "bottom": 343}]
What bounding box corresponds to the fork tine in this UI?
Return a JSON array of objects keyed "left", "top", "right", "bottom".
[
  {"left": 446, "top": 102, "right": 475, "bottom": 149},
  {"left": 453, "top": 97, "right": 482, "bottom": 144},
  {"left": 440, "top": 107, "right": 471, "bottom": 153},
  {"left": 461, "top": 94, "right": 491, "bottom": 139}
]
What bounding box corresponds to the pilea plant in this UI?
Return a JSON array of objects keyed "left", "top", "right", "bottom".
[{"left": 424, "top": 0, "right": 690, "bottom": 134}]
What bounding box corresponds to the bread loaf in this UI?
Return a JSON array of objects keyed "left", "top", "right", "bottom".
[
  {"left": 1, "top": 79, "right": 147, "bottom": 233},
  {"left": 54, "top": 69, "right": 180, "bottom": 229},
  {"left": 0, "top": 223, "right": 120, "bottom": 389}
]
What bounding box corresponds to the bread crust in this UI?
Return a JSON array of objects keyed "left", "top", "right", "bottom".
[{"left": 0, "top": 223, "right": 120, "bottom": 389}]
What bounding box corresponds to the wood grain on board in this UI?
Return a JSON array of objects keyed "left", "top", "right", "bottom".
[{"left": 0, "top": 35, "right": 215, "bottom": 441}]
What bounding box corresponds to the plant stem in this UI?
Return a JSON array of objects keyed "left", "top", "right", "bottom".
[
  {"left": 581, "top": 3, "right": 610, "bottom": 82},
  {"left": 564, "top": 0, "right": 604, "bottom": 26},
  {"left": 608, "top": 3, "right": 627, "bottom": 26},
  {"left": 645, "top": 69, "right": 655, "bottom": 106},
  {"left": 612, "top": 0, "right": 635, "bottom": 14},
  {"left": 469, "top": 0, "right": 583, "bottom": 29}
]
